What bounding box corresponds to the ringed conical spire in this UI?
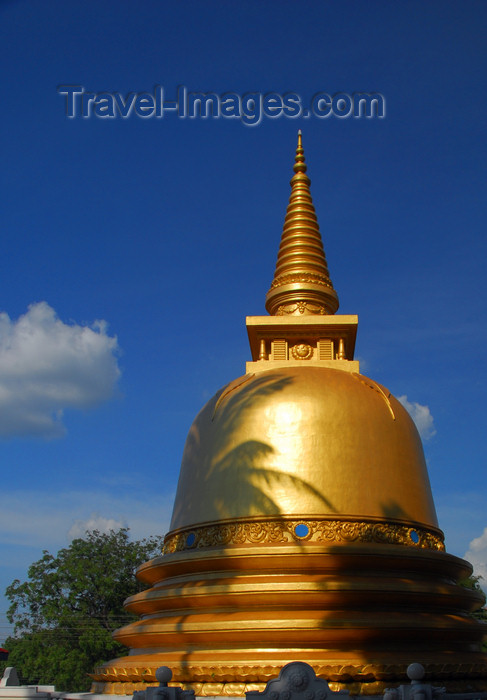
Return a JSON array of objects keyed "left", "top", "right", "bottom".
[{"left": 265, "top": 131, "right": 339, "bottom": 316}]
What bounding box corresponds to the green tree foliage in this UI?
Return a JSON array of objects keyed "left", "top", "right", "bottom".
[
  {"left": 459, "top": 574, "right": 487, "bottom": 652},
  {"left": 1, "top": 528, "right": 163, "bottom": 691},
  {"left": 460, "top": 574, "right": 487, "bottom": 610}
]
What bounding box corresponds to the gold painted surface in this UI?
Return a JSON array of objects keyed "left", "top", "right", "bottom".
[
  {"left": 163, "top": 516, "right": 444, "bottom": 554},
  {"left": 265, "top": 132, "right": 339, "bottom": 316},
  {"left": 135, "top": 542, "right": 473, "bottom": 588},
  {"left": 97, "top": 135, "right": 487, "bottom": 695},
  {"left": 170, "top": 367, "right": 438, "bottom": 532},
  {"left": 246, "top": 358, "right": 360, "bottom": 372},
  {"left": 114, "top": 609, "right": 484, "bottom": 648},
  {"left": 95, "top": 540, "right": 487, "bottom": 694}
]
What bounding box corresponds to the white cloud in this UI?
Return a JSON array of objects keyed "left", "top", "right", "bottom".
[
  {"left": 396, "top": 394, "right": 436, "bottom": 440},
  {"left": 68, "top": 513, "right": 127, "bottom": 540},
  {"left": 0, "top": 302, "right": 121, "bottom": 438},
  {"left": 464, "top": 527, "right": 487, "bottom": 592},
  {"left": 0, "top": 489, "right": 173, "bottom": 551}
]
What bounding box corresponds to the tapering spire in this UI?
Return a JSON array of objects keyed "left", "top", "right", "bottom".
[{"left": 265, "top": 131, "right": 339, "bottom": 316}]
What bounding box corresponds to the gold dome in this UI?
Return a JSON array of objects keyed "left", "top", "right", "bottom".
[{"left": 171, "top": 367, "right": 438, "bottom": 534}]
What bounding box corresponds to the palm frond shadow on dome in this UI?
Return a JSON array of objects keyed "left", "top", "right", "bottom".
[
  {"left": 206, "top": 372, "right": 336, "bottom": 519},
  {"left": 380, "top": 499, "right": 411, "bottom": 521}
]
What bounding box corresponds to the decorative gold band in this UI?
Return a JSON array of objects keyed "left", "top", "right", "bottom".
[
  {"left": 163, "top": 517, "right": 444, "bottom": 555},
  {"left": 276, "top": 302, "right": 327, "bottom": 315},
  {"left": 270, "top": 273, "right": 335, "bottom": 290},
  {"left": 91, "top": 661, "right": 487, "bottom": 696}
]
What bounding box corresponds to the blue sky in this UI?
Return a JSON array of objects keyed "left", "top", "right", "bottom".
[{"left": 0, "top": 0, "right": 486, "bottom": 641}]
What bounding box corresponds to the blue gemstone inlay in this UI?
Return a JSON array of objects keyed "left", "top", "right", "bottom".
[
  {"left": 294, "top": 523, "right": 309, "bottom": 538},
  {"left": 410, "top": 530, "right": 420, "bottom": 544}
]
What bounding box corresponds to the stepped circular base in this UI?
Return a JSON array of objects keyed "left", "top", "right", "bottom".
[{"left": 94, "top": 534, "right": 487, "bottom": 696}]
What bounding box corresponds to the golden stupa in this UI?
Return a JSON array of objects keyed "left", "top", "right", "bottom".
[{"left": 93, "top": 134, "right": 487, "bottom": 696}]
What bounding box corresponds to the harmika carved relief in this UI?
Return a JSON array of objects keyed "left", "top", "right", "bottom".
[{"left": 291, "top": 343, "right": 314, "bottom": 360}]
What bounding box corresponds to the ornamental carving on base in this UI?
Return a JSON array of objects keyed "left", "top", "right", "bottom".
[
  {"left": 163, "top": 518, "right": 444, "bottom": 554},
  {"left": 91, "top": 661, "right": 487, "bottom": 696}
]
